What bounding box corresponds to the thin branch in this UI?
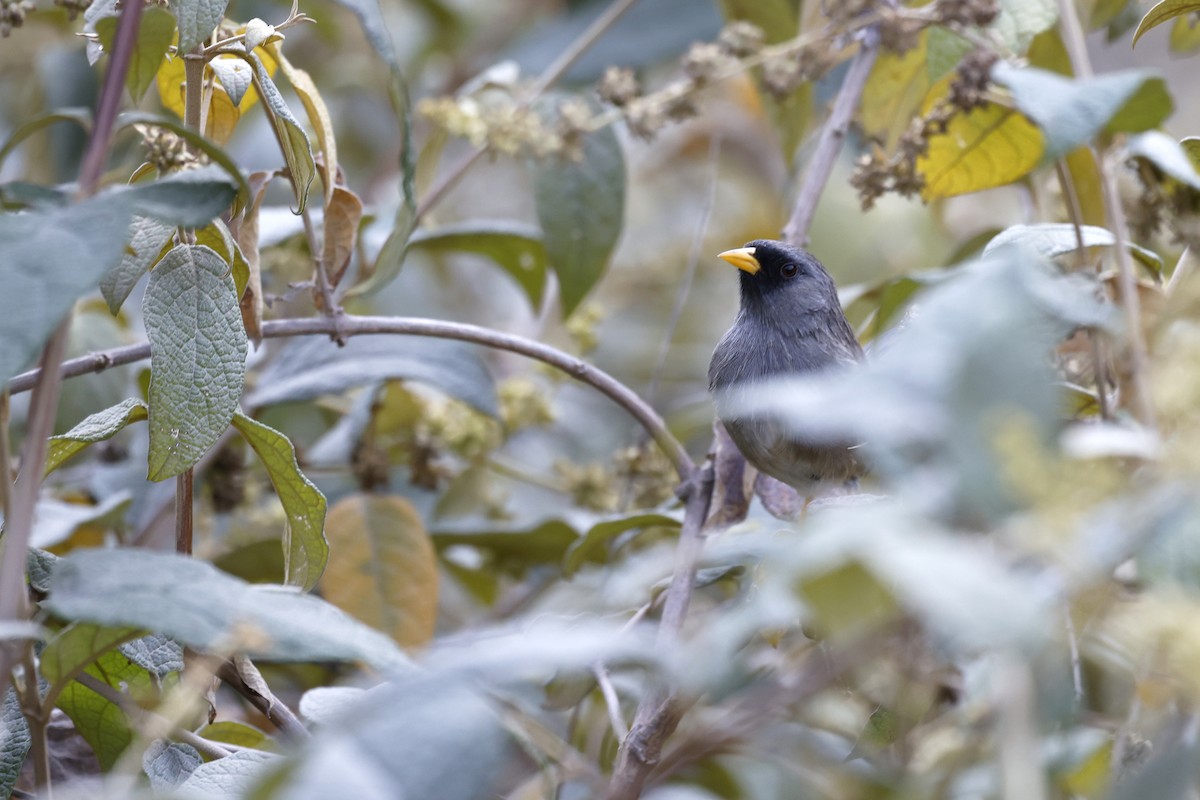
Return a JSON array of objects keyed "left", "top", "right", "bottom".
[
  {"left": 593, "top": 663, "right": 629, "bottom": 741},
  {"left": 413, "top": 0, "right": 642, "bottom": 227},
  {"left": 781, "top": 23, "right": 881, "bottom": 247},
  {"left": 8, "top": 315, "right": 695, "bottom": 482},
  {"left": 216, "top": 659, "right": 309, "bottom": 742},
  {"left": 77, "top": 0, "right": 143, "bottom": 194},
  {"left": 1056, "top": 0, "right": 1155, "bottom": 428},
  {"left": 605, "top": 461, "right": 715, "bottom": 800},
  {"left": 1055, "top": 159, "right": 1111, "bottom": 421},
  {"left": 73, "top": 672, "right": 233, "bottom": 761}
]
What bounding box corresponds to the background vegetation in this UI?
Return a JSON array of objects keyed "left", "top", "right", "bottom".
[{"left": 2, "top": 0, "right": 1200, "bottom": 797}]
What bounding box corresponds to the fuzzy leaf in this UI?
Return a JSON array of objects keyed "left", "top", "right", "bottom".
[
  {"left": 409, "top": 221, "right": 548, "bottom": 309},
  {"left": 247, "top": 52, "right": 315, "bottom": 214},
  {"left": 174, "top": 0, "right": 229, "bottom": 55},
  {"left": 143, "top": 245, "right": 247, "bottom": 481},
  {"left": 45, "top": 397, "right": 149, "bottom": 476}
]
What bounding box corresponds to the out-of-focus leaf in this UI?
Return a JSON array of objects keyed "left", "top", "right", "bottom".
[
  {"left": 178, "top": 750, "right": 280, "bottom": 799},
  {"left": 0, "top": 689, "right": 30, "bottom": 800},
  {"left": 247, "top": 52, "right": 315, "bottom": 214},
  {"left": 127, "top": 164, "right": 239, "bottom": 226},
  {"left": 320, "top": 494, "right": 438, "bottom": 649},
  {"left": 144, "top": 245, "right": 246, "bottom": 481},
  {"left": 862, "top": 32, "right": 930, "bottom": 150},
  {"left": 40, "top": 624, "right": 141, "bottom": 697},
  {"left": 1065, "top": 146, "right": 1107, "bottom": 227},
  {"left": 533, "top": 120, "right": 625, "bottom": 317},
  {"left": 927, "top": 27, "right": 973, "bottom": 83},
  {"left": 45, "top": 398, "right": 149, "bottom": 476},
  {"left": 44, "top": 548, "right": 411, "bottom": 670},
  {"left": 984, "top": 223, "right": 1163, "bottom": 273},
  {"left": 120, "top": 633, "right": 185, "bottom": 677},
  {"left": 562, "top": 511, "right": 682, "bottom": 576},
  {"left": 1170, "top": 12, "right": 1200, "bottom": 51},
  {"left": 231, "top": 412, "right": 329, "bottom": 592},
  {"left": 842, "top": 269, "right": 951, "bottom": 342},
  {"left": 203, "top": 84, "right": 241, "bottom": 145},
  {"left": 0, "top": 108, "right": 91, "bottom": 173},
  {"left": 321, "top": 186, "right": 363, "bottom": 292},
  {"left": 717, "top": 0, "right": 797, "bottom": 38},
  {"left": 917, "top": 80, "right": 1044, "bottom": 200},
  {"left": 1133, "top": 0, "right": 1200, "bottom": 46},
  {"left": 246, "top": 335, "right": 497, "bottom": 417},
  {"left": 101, "top": 216, "right": 173, "bottom": 315},
  {"left": 409, "top": 221, "right": 547, "bottom": 309},
  {"left": 1108, "top": 739, "right": 1200, "bottom": 800},
  {"left": 144, "top": 740, "right": 202, "bottom": 790},
  {"left": 250, "top": 676, "right": 508, "bottom": 800},
  {"left": 993, "top": 0, "right": 1059, "bottom": 52},
  {"left": 174, "top": 0, "right": 230, "bottom": 55},
  {"left": 1127, "top": 131, "right": 1200, "bottom": 189},
  {"left": 0, "top": 193, "right": 133, "bottom": 386},
  {"left": 94, "top": 6, "right": 174, "bottom": 101},
  {"left": 29, "top": 493, "right": 132, "bottom": 549},
  {"left": 298, "top": 686, "right": 365, "bottom": 726},
  {"left": 994, "top": 65, "right": 1171, "bottom": 160}
]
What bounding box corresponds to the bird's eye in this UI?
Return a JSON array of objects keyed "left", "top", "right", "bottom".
[{"left": 781, "top": 263, "right": 799, "bottom": 279}]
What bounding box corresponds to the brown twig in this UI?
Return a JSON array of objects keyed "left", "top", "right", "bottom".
[
  {"left": 8, "top": 316, "right": 695, "bottom": 482},
  {"left": 1056, "top": 0, "right": 1155, "bottom": 428},
  {"left": 216, "top": 659, "right": 308, "bottom": 742},
  {"left": 781, "top": 23, "right": 881, "bottom": 247},
  {"left": 175, "top": 468, "right": 193, "bottom": 555},
  {"left": 605, "top": 460, "right": 715, "bottom": 800}
]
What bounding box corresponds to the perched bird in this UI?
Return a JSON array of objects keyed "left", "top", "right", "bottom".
[{"left": 708, "top": 239, "right": 865, "bottom": 500}]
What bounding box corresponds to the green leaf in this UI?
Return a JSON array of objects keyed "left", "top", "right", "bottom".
[
  {"left": 0, "top": 193, "right": 134, "bottom": 386},
  {"left": 195, "top": 220, "right": 251, "bottom": 299},
  {"left": 199, "top": 721, "right": 272, "bottom": 750},
  {"left": 1133, "top": 0, "right": 1200, "bottom": 46},
  {"left": 117, "top": 112, "right": 251, "bottom": 213},
  {"left": 246, "top": 336, "right": 497, "bottom": 417},
  {"left": 717, "top": 0, "right": 798, "bottom": 42},
  {"left": 144, "top": 740, "right": 202, "bottom": 790},
  {"left": 561, "top": 511, "right": 682, "bottom": 576},
  {"left": 993, "top": 0, "right": 1059, "bottom": 52},
  {"left": 862, "top": 32, "right": 931, "bottom": 151},
  {"left": 409, "top": 221, "right": 548, "bottom": 309},
  {"left": 45, "top": 397, "right": 149, "bottom": 476},
  {"left": 0, "top": 107, "right": 91, "bottom": 174},
  {"left": 1170, "top": 12, "right": 1200, "bottom": 52},
  {"left": 0, "top": 690, "right": 30, "bottom": 800},
  {"left": 231, "top": 412, "right": 329, "bottom": 592},
  {"left": 41, "top": 623, "right": 142, "bottom": 705},
  {"left": 994, "top": 65, "right": 1171, "bottom": 160},
  {"left": 127, "top": 164, "right": 239, "bottom": 227},
  {"left": 174, "top": 0, "right": 230, "bottom": 55},
  {"left": 56, "top": 648, "right": 158, "bottom": 769},
  {"left": 143, "top": 245, "right": 247, "bottom": 481},
  {"left": 927, "top": 26, "right": 973, "bottom": 83},
  {"left": 320, "top": 494, "right": 438, "bottom": 649},
  {"left": 1127, "top": 130, "right": 1200, "bottom": 189},
  {"left": 533, "top": 122, "right": 626, "bottom": 317},
  {"left": 95, "top": 5, "right": 175, "bottom": 101},
  {"left": 247, "top": 52, "right": 316, "bottom": 214},
  {"left": 44, "top": 548, "right": 411, "bottom": 670},
  {"left": 101, "top": 216, "right": 174, "bottom": 314}
]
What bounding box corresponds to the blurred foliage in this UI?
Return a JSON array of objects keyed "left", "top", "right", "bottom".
[{"left": 6, "top": 0, "right": 1200, "bottom": 798}]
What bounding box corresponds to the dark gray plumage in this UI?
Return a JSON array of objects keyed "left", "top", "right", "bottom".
[{"left": 708, "top": 239, "right": 864, "bottom": 496}]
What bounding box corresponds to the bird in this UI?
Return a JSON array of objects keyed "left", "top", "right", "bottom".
[{"left": 708, "top": 239, "right": 865, "bottom": 503}]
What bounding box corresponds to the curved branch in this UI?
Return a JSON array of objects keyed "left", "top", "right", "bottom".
[{"left": 9, "top": 315, "right": 696, "bottom": 481}]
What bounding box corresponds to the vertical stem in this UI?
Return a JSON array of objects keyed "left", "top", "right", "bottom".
[
  {"left": 781, "top": 25, "right": 881, "bottom": 247},
  {"left": 183, "top": 47, "right": 206, "bottom": 139},
  {"left": 1057, "top": 0, "right": 1156, "bottom": 427},
  {"left": 21, "top": 647, "right": 49, "bottom": 791},
  {"left": 175, "top": 468, "right": 194, "bottom": 555}
]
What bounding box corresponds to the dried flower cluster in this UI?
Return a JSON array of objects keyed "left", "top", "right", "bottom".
[
  {"left": 1127, "top": 159, "right": 1200, "bottom": 251},
  {"left": 851, "top": 47, "right": 998, "bottom": 209},
  {"left": 136, "top": 124, "right": 205, "bottom": 172},
  {"left": 1, "top": 0, "right": 35, "bottom": 36},
  {"left": 417, "top": 96, "right": 568, "bottom": 159},
  {"left": 54, "top": 0, "right": 92, "bottom": 21},
  {"left": 614, "top": 443, "right": 676, "bottom": 508}
]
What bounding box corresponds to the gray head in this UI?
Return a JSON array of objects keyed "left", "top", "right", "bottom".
[{"left": 719, "top": 239, "right": 841, "bottom": 321}]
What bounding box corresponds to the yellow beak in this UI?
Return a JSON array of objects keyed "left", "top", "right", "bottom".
[{"left": 718, "top": 247, "right": 760, "bottom": 275}]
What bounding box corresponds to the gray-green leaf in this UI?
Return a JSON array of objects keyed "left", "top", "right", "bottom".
[
  {"left": 44, "top": 548, "right": 410, "bottom": 670},
  {"left": 174, "top": 0, "right": 230, "bottom": 56},
  {"left": 45, "top": 398, "right": 149, "bottom": 476},
  {"left": 0, "top": 690, "right": 29, "bottom": 800},
  {"left": 144, "top": 245, "right": 247, "bottom": 481},
  {"left": 533, "top": 122, "right": 625, "bottom": 317},
  {"left": 101, "top": 216, "right": 173, "bottom": 315},
  {"left": 247, "top": 52, "right": 315, "bottom": 214},
  {"left": 409, "top": 221, "right": 548, "bottom": 309}
]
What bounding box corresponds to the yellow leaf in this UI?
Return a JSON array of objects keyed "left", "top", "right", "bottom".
[
  {"left": 204, "top": 85, "right": 241, "bottom": 145},
  {"left": 917, "top": 80, "right": 1044, "bottom": 200},
  {"left": 154, "top": 28, "right": 279, "bottom": 121},
  {"left": 860, "top": 31, "right": 930, "bottom": 150},
  {"left": 320, "top": 494, "right": 439, "bottom": 650}
]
